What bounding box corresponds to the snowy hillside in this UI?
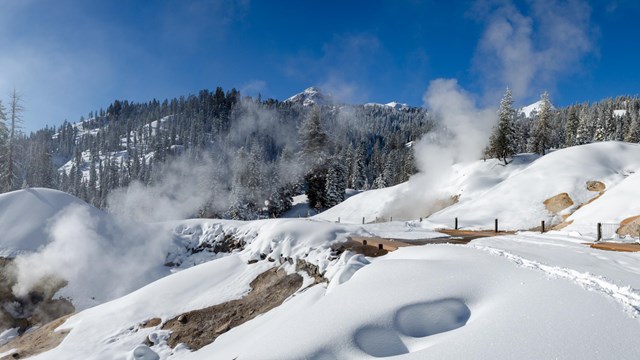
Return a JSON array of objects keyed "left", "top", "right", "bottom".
[
  {"left": 9, "top": 213, "right": 640, "bottom": 359},
  {"left": 320, "top": 141, "right": 640, "bottom": 234},
  {"left": 4, "top": 142, "right": 640, "bottom": 359},
  {"left": 0, "top": 188, "right": 105, "bottom": 257}
]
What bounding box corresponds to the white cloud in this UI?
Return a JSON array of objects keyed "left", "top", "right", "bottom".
[{"left": 473, "top": 0, "right": 596, "bottom": 102}]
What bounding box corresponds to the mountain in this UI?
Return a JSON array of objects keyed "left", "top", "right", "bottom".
[{"left": 284, "top": 86, "right": 335, "bottom": 106}]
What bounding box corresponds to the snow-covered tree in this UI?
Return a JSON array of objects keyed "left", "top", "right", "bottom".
[
  {"left": 485, "top": 88, "right": 517, "bottom": 164},
  {"left": 564, "top": 107, "right": 579, "bottom": 147},
  {"left": 528, "top": 92, "right": 553, "bottom": 155}
]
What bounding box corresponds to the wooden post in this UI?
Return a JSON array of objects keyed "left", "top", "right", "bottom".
[
  {"left": 541, "top": 220, "right": 545, "bottom": 233},
  {"left": 597, "top": 223, "right": 602, "bottom": 242},
  {"left": 362, "top": 217, "right": 365, "bottom": 224},
  {"left": 495, "top": 219, "right": 498, "bottom": 233},
  {"left": 378, "top": 243, "right": 383, "bottom": 250},
  {"left": 455, "top": 217, "right": 458, "bottom": 230},
  {"left": 362, "top": 239, "right": 367, "bottom": 246}
]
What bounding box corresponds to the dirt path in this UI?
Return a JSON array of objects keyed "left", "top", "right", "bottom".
[
  {"left": 345, "top": 230, "right": 513, "bottom": 255},
  {"left": 590, "top": 242, "right": 640, "bottom": 252}
]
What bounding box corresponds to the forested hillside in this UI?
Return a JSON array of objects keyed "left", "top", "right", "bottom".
[
  {"left": 2, "top": 87, "right": 640, "bottom": 220},
  {"left": 6, "top": 87, "right": 429, "bottom": 220}
]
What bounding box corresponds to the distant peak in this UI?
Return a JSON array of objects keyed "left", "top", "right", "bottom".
[{"left": 285, "top": 87, "right": 334, "bottom": 106}]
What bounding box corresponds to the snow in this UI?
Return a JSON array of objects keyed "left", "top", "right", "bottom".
[
  {"left": 6, "top": 141, "right": 640, "bottom": 358},
  {"left": 430, "top": 142, "right": 640, "bottom": 231},
  {"left": 614, "top": 109, "right": 627, "bottom": 117},
  {"left": 520, "top": 100, "right": 555, "bottom": 117},
  {"left": 316, "top": 142, "right": 640, "bottom": 233},
  {"left": 284, "top": 87, "right": 334, "bottom": 106},
  {"left": 0, "top": 188, "right": 106, "bottom": 257},
  {"left": 364, "top": 101, "right": 410, "bottom": 110},
  {"left": 186, "top": 239, "right": 640, "bottom": 359}
]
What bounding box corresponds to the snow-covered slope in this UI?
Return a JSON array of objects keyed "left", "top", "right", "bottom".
[
  {"left": 320, "top": 142, "right": 640, "bottom": 232},
  {"left": 0, "top": 188, "right": 106, "bottom": 257},
  {"left": 520, "top": 100, "right": 555, "bottom": 117},
  {"left": 27, "top": 223, "right": 640, "bottom": 359},
  {"left": 431, "top": 141, "right": 640, "bottom": 230},
  {"left": 7, "top": 142, "right": 640, "bottom": 359}
]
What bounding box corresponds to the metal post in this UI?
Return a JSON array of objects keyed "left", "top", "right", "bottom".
[
  {"left": 541, "top": 220, "right": 545, "bottom": 233},
  {"left": 597, "top": 223, "right": 602, "bottom": 242},
  {"left": 455, "top": 217, "right": 458, "bottom": 230},
  {"left": 495, "top": 219, "right": 498, "bottom": 233}
]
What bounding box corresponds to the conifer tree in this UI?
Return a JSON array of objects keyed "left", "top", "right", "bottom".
[
  {"left": 486, "top": 88, "right": 517, "bottom": 164},
  {"left": 528, "top": 92, "right": 553, "bottom": 155},
  {"left": 564, "top": 107, "right": 579, "bottom": 147}
]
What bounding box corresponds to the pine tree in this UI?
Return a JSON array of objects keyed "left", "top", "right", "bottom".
[
  {"left": 564, "top": 107, "right": 579, "bottom": 147},
  {"left": 0, "top": 101, "right": 7, "bottom": 188},
  {"left": 298, "top": 106, "right": 327, "bottom": 162},
  {"left": 5, "top": 89, "right": 24, "bottom": 192},
  {"left": 323, "top": 166, "right": 342, "bottom": 209},
  {"left": 528, "top": 92, "right": 553, "bottom": 155},
  {"left": 625, "top": 112, "right": 640, "bottom": 143},
  {"left": 575, "top": 109, "right": 591, "bottom": 145},
  {"left": 486, "top": 88, "right": 517, "bottom": 164}
]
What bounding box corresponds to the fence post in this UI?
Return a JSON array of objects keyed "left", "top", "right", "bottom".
[
  {"left": 363, "top": 239, "right": 367, "bottom": 246},
  {"left": 378, "top": 243, "right": 383, "bottom": 250},
  {"left": 390, "top": 216, "right": 393, "bottom": 222},
  {"left": 338, "top": 217, "right": 340, "bottom": 224},
  {"left": 362, "top": 217, "right": 365, "bottom": 225},
  {"left": 597, "top": 223, "right": 602, "bottom": 242},
  {"left": 455, "top": 217, "right": 458, "bottom": 230},
  {"left": 420, "top": 217, "right": 422, "bottom": 222},
  {"left": 541, "top": 220, "right": 545, "bottom": 233},
  {"left": 495, "top": 219, "right": 498, "bottom": 233}
]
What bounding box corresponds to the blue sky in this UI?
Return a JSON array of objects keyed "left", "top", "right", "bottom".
[{"left": 0, "top": 0, "right": 638, "bottom": 131}]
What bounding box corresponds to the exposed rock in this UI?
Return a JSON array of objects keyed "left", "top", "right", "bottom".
[
  {"left": 544, "top": 193, "right": 574, "bottom": 214},
  {"left": 586, "top": 180, "right": 606, "bottom": 192},
  {"left": 295, "top": 259, "right": 327, "bottom": 284},
  {"left": 0, "top": 314, "right": 72, "bottom": 360},
  {"left": 141, "top": 318, "right": 161, "bottom": 328},
  {"left": 617, "top": 215, "right": 640, "bottom": 237},
  {"left": 162, "top": 268, "right": 303, "bottom": 351}
]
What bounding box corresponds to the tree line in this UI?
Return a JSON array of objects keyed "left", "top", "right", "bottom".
[{"left": 3, "top": 86, "right": 640, "bottom": 220}]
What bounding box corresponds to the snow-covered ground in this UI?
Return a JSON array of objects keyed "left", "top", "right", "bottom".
[
  {"left": 3, "top": 141, "right": 640, "bottom": 359},
  {"left": 322, "top": 142, "right": 640, "bottom": 234}
]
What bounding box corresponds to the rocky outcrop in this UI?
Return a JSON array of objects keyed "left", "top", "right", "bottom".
[
  {"left": 544, "top": 193, "right": 574, "bottom": 214},
  {"left": 162, "top": 268, "right": 302, "bottom": 350}
]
